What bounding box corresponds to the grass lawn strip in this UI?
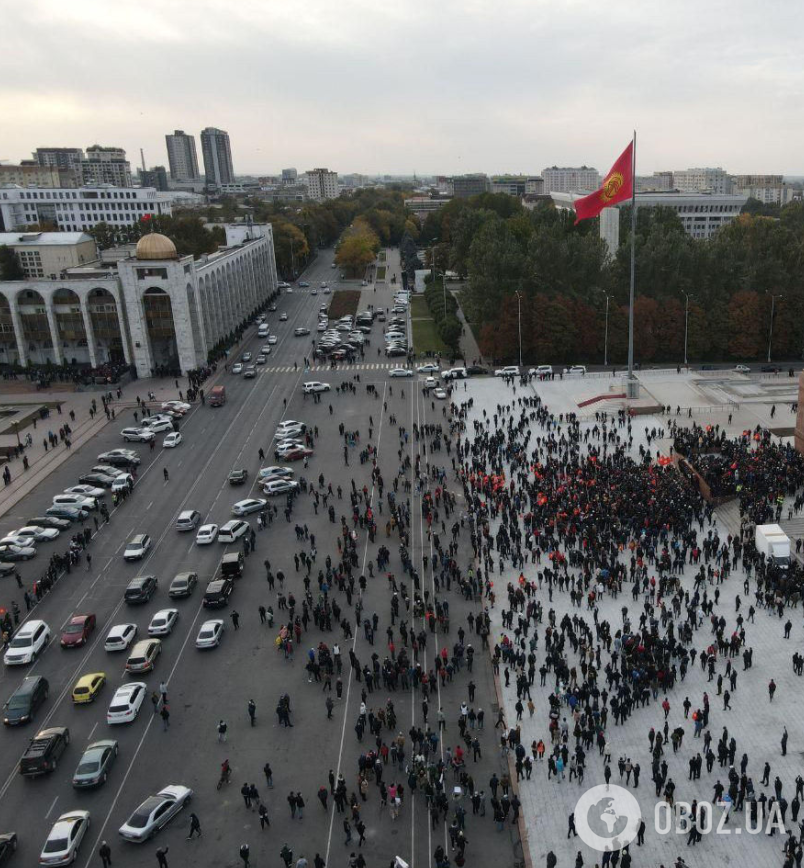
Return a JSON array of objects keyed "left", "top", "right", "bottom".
[{"left": 327, "top": 289, "right": 361, "bottom": 320}]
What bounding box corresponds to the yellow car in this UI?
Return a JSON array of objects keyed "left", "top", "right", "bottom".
[{"left": 72, "top": 672, "right": 106, "bottom": 704}]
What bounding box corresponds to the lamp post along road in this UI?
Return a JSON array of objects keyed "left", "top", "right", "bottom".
[
  {"left": 683, "top": 292, "right": 693, "bottom": 367},
  {"left": 599, "top": 292, "right": 612, "bottom": 368},
  {"left": 515, "top": 291, "right": 523, "bottom": 369},
  {"left": 767, "top": 293, "right": 783, "bottom": 363}
]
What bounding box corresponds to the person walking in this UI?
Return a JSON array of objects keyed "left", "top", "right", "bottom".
[
  {"left": 161, "top": 705, "right": 170, "bottom": 731},
  {"left": 259, "top": 803, "right": 270, "bottom": 829},
  {"left": 248, "top": 699, "right": 256, "bottom": 726},
  {"left": 231, "top": 611, "right": 240, "bottom": 630},
  {"left": 156, "top": 847, "right": 169, "bottom": 868},
  {"left": 187, "top": 813, "right": 201, "bottom": 839},
  {"left": 218, "top": 720, "right": 227, "bottom": 742},
  {"left": 239, "top": 843, "right": 250, "bottom": 867},
  {"left": 280, "top": 844, "right": 294, "bottom": 868},
  {"left": 98, "top": 841, "right": 112, "bottom": 867},
  {"left": 782, "top": 727, "right": 789, "bottom": 756}
]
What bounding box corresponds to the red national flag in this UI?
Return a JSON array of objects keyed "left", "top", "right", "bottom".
[
  {"left": 140, "top": 214, "right": 152, "bottom": 222},
  {"left": 574, "top": 140, "right": 634, "bottom": 224}
]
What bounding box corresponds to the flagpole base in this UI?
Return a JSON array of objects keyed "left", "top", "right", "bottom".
[{"left": 625, "top": 376, "right": 640, "bottom": 399}]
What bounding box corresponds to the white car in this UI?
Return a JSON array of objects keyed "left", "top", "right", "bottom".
[
  {"left": 258, "top": 466, "right": 294, "bottom": 481},
  {"left": 111, "top": 474, "right": 133, "bottom": 494},
  {"left": 40, "top": 810, "right": 91, "bottom": 866},
  {"left": 232, "top": 498, "right": 267, "bottom": 516},
  {"left": 118, "top": 784, "right": 193, "bottom": 842},
  {"left": 263, "top": 479, "right": 300, "bottom": 496},
  {"left": 0, "top": 533, "right": 37, "bottom": 549},
  {"left": 417, "top": 364, "right": 440, "bottom": 374},
  {"left": 276, "top": 425, "right": 305, "bottom": 439},
  {"left": 163, "top": 432, "right": 182, "bottom": 448},
  {"left": 104, "top": 624, "right": 138, "bottom": 652},
  {"left": 142, "top": 419, "right": 173, "bottom": 434},
  {"left": 147, "top": 609, "right": 179, "bottom": 637},
  {"left": 317, "top": 322, "right": 327, "bottom": 332},
  {"left": 195, "top": 524, "right": 218, "bottom": 545},
  {"left": 123, "top": 534, "right": 151, "bottom": 561},
  {"left": 279, "top": 313, "right": 288, "bottom": 321},
  {"left": 65, "top": 484, "right": 106, "bottom": 499},
  {"left": 303, "top": 382, "right": 331, "bottom": 394},
  {"left": 434, "top": 388, "right": 448, "bottom": 400},
  {"left": 495, "top": 366, "right": 520, "bottom": 377},
  {"left": 276, "top": 420, "right": 305, "bottom": 434},
  {"left": 323, "top": 287, "right": 331, "bottom": 294},
  {"left": 52, "top": 493, "right": 97, "bottom": 511},
  {"left": 311, "top": 289, "right": 318, "bottom": 295},
  {"left": 424, "top": 377, "right": 438, "bottom": 388},
  {"left": 734, "top": 364, "right": 751, "bottom": 374},
  {"left": 567, "top": 365, "right": 587, "bottom": 375},
  {"left": 121, "top": 427, "right": 156, "bottom": 443},
  {"left": 161, "top": 401, "right": 190, "bottom": 414},
  {"left": 107, "top": 682, "right": 147, "bottom": 724},
  {"left": 11, "top": 525, "right": 60, "bottom": 542},
  {"left": 232, "top": 363, "right": 243, "bottom": 374},
  {"left": 196, "top": 620, "right": 224, "bottom": 649},
  {"left": 389, "top": 368, "right": 414, "bottom": 378},
  {"left": 529, "top": 365, "right": 553, "bottom": 376},
  {"left": 218, "top": 520, "right": 249, "bottom": 543},
  {"left": 268, "top": 335, "right": 278, "bottom": 345},
  {"left": 3, "top": 619, "right": 50, "bottom": 666}
]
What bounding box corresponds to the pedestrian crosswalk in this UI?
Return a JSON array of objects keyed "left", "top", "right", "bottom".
[{"left": 258, "top": 362, "right": 399, "bottom": 374}]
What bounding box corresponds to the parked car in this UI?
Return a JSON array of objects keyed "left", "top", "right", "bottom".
[
  {"left": 168, "top": 572, "right": 198, "bottom": 599},
  {"left": 107, "top": 682, "right": 146, "bottom": 724},
  {"left": 20, "top": 726, "right": 70, "bottom": 776},
  {"left": 218, "top": 520, "right": 249, "bottom": 543},
  {"left": 147, "top": 609, "right": 179, "bottom": 637},
  {"left": 72, "top": 739, "right": 118, "bottom": 788},
  {"left": 195, "top": 524, "right": 218, "bottom": 545},
  {"left": 175, "top": 510, "right": 200, "bottom": 531},
  {"left": 228, "top": 469, "right": 248, "bottom": 485},
  {"left": 3, "top": 675, "right": 49, "bottom": 725},
  {"left": 60, "top": 614, "right": 96, "bottom": 648},
  {"left": 71, "top": 673, "right": 106, "bottom": 704},
  {"left": 39, "top": 810, "right": 90, "bottom": 866},
  {"left": 104, "top": 624, "right": 138, "bottom": 652},
  {"left": 4, "top": 620, "right": 50, "bottom": 666},
  {"left": 124, "top": 575, "right": 157, "bottom": 604},
  {"left": 163, "top": 432, "right": 182, "bottom": 448},
  {"left": 118, "top": 784, "right": 193, "bottom": 841},
  {"left": 123, "top": 534, "right": 151, "bottom": 561}
]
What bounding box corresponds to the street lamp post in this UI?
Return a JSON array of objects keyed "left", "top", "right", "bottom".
[
  {"left": 599, "top": 292, "right": 612, "bottom": 368},
  {"left": 768, "top": 293, "right": 783, "bottom": 363},
  {"left": 514, "top": 291, "right": 523, "bottom": 368},
  {"left": 682, "top": 292, "right": 693, "bottom": 367}
]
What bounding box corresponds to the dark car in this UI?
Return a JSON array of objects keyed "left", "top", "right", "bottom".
[
  {"left": 124, "top": 575, "right": 157, "bottom": 604},
  {"left": 466, "top": 365, "right": 488, "bottom": 376},
  {"left": 0, "top": 545, "right": 35, "bottom": 562},
  {"left": 761, "top": 365, "right": 781, "bottom": 373},
  {"left": 168, "top": 572, "right": 198, "bottom": 599},
  {"left": 19, "top": 726, "right": 70, "bottom": 776},
  {"left": 97, "top": 451, "right": 141, "bottom": 467},
  {"left": 45, "top": 505, "right": 88, "bottom": 522},
  {"left": 78, "top": 472, "right": 118, "bottom": 489},
  {"left": 60, "top": 614, "right": 96, "bottom": 648},
  {"left": 0, "top": 833, "right": 17, "bottom": 865},
  {"left": 3, "top": 676, "right": 49, "bottom": 726},
  {"left": 220, "top": 552, "right": 244, "bottom": 578},
  {"left": 228, "top": 469, "right": 248, "bottom": 486},
  {"left": 0, "top": 564, "right": 16, "bottom": 578},
  {"left": 28, "top": 516, "right": 71, "bottom": 530},
  {"left": 202, "top": 578, "right": 234, "bottom": 608}
]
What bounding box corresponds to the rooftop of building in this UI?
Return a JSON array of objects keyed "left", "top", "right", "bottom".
[{"left": 0, "top": 232, "right": 94, "bottom": 246}]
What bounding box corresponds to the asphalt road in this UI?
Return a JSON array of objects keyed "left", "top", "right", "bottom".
[{"left": 0, "top": 249, "right": 518, "bottom": 868}]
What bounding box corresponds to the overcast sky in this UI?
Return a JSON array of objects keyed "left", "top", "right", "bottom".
[{"left": 2, "top": 0, "right": 802, "bottom": 177}]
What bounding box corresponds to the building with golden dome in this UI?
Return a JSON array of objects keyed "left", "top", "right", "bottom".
[{"left": 0, "top": 224, "right": 277, "bottom": 375}]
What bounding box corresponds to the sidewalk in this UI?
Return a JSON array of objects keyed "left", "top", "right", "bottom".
[{"left": 451, "top": 290, "right": 484, "bottom": 365}]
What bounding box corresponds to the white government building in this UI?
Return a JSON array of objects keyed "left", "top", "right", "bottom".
[
  {"left": 550, "top": 190, "right": 749, "bottom": 252},
  {"left": 0, "top": 225, "right": 277, "bottom": 377}
]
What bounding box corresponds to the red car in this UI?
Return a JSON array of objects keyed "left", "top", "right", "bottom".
[
  {"left": 60, "top": 614, "right": 96, "bottom": 647},
  {"left": 280, "top": 447, "right": 313, "bottom": 462}
]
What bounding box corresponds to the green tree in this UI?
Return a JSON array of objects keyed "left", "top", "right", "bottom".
[{"left": 0, "top": 246, "right": 24, "bottom": 280}]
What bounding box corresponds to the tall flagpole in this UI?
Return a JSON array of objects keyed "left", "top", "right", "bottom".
[{"left": 626, "top": 130, "right": 638, "bottom": 398}]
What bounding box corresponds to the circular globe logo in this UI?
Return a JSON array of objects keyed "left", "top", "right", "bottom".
[{"left": 574, "top": 785, "right": 641, "bottom": 852}]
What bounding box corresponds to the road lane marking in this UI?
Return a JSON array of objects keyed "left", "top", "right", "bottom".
[
  {"left": 87, "top": 722, "right": 98, "bottom": 741},
  {"left": 44, "top": 795, "right": 59, "bottom": 819}
]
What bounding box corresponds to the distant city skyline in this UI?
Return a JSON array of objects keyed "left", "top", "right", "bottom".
[{"left": 1, "top": 1, "right": 802, "bottom": 177}]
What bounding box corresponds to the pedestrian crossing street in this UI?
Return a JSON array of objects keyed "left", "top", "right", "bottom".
[{"left": 257, "top": 362, "right": 402, "bottom": 374}]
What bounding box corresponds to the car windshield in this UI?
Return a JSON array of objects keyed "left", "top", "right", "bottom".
[
  {"left": 9, "top": 636, "right": 32, "bottom": 648},
  {"left": 64, "top": 624, "right": 83, "bottom": 634},
  {"left": 76, "top": 759, "right": 100, "bottom": 774},
  {"left": 129, "top": 799, "right": 162, "bottom": 827},
  {"left": 172, "top": 579, "right": 187, "bottom": 587},
  {"left": 7, "top": 694, "right": 31, "bottom": 709},
  {"left": 200, "top": 630, "right": 213, "bottom": 638},
  {"left": 43, "top": 837, "right": 69, "bottom": 853}
]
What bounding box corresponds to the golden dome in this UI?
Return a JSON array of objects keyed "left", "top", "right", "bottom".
[{"left": 136, "top": 233, "right": 177, "bottom": 260}]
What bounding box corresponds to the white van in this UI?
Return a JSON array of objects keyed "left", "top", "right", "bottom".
[{"left": 258, "top": 324, "right": 269, "bottom": 338}]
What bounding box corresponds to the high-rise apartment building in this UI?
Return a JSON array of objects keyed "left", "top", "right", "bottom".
[
  {"left": 200, "top": 127, "right": 235, "bottom": 189},
  {"left": 81, "top": 146, "right": 132, "bottom": 187},
  {"left": 541, "top": 166, "right": 600, "bottom": 194},
  {"left": 281, "top": 168, "right": 298, "bottom": 185},
  {"left": 165, "top": 130, "right": 200, "bottom": 181},
  {"left": 672, "top": 167, "right": 731, "bottom": 195},
  {"left": 34, "top": 148, "right": 85, "bottom": 187},
  {"left": 305, "top": 168, "right": 339, "bottom": 201},
  {"left": 0, "top": 164, "right": 62, "bottom": 187}
]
